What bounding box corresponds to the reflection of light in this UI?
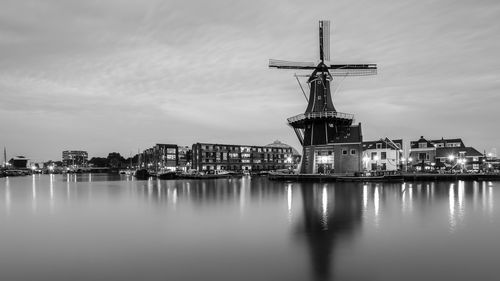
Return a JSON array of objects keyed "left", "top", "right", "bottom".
[
  {"left": 449, "top": 183, "right": 456, "bottom": 233},
  {"left": 488, "top": 184, "right": 494, "bottom": 220},
  {"left": 321, "top": 187, "right": 328, "bottom": 230},
  {"left": 472, "top": 181, "right": 479, "bottom": 211},
  {"left": 240, "top": 183, "right": 246, "bottom": 215},
  {"left": 157, "top": 179, "right": 162, "bottom": 198},
  {"left": 32, "top": 174, "right": 36, "bottom": 199},
  {"left": 32, "top": 174, "right": 37, "bottom": 212},
  {"left": 5, "top": 178, "right": 11, "bottom": 215},
  {"left": 374, "top": 186, "right": 379, "bottom": 215},
  {"left": 172, "top": 188, "right": 177, "bottom": 206},
  {"left": 49, "top": 174, "right": 55, "bottom": 212},
  {"left": 287, "top": 184, "right": 292, "bottom": 222},
  {"left": 401, "top": 183, "right": 407, "bottom": 213},
  {"left": 363, "top": 185, "right": 368, "bottom": 211},
  {"left": 458, "top": 181, "right": 465, "bottom": 222},
  {"left": 50, "top": 174, "right": 55, "bottom": 199}
]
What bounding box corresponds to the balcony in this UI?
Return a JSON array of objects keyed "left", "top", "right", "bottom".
[{"left": 287, "top": 110, "right": 354, "bottom": 126}]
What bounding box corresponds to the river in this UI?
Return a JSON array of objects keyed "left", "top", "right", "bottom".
[{"left": 1, "top": 174, "right": 499, "bottom": 281}]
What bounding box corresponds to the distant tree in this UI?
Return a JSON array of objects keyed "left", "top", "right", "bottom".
[
  {"left": 89, "top": 157, "right": 108, "bottom": 167},
  {"left": 107, "top": 152, "right": 125, "bottom": 168}
]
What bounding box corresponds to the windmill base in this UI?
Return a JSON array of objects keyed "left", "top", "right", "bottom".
[{"left": 300, "top": 143, "right": 363, "bottom": 174}]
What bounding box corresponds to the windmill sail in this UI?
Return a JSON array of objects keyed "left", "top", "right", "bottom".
[{"left": 319, "top": 20, "right": 330, "bottom": 62}]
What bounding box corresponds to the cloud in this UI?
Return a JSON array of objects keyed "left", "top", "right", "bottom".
[{"left": 1, "top": 0, "right": 500, "bottom": 160}]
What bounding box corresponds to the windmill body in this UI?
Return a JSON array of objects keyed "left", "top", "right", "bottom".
[{"left": 269, "top": 21, "right": 377, "bottom": 174}]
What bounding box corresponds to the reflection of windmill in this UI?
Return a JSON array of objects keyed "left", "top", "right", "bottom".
[
  {"left": 297, "top": 184, "right": 363, "bottom": 281},
  {"left": 270, "top": 21, "right": 377, "bottom": 174}
]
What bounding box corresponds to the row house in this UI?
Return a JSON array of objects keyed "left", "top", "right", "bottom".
[
  {"left": 362, "top": 138, "right": 403, "bottom": 171},
  {"left": 409, "top": 136, "right": 484, "bottom": 171}
]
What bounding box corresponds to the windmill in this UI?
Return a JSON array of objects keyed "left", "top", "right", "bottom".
[{"left": 269, "top": 21, "right": 377, "bottom": 174}]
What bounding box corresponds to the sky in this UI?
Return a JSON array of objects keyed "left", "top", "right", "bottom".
[{"left": 1, "top": 0, "right": 500, "bottom": 161}]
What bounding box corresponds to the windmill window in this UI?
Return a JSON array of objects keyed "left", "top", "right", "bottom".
[
  {"left": 342, "top": 150, "right": 348, "bottom": 155},
  {"left": 351, "top": 149, "right": 356, "bottom": 155}
]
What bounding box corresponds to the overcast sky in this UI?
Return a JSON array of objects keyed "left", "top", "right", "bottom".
[{"left": 1, "top": 0, "right": 500, "bottom": 161}]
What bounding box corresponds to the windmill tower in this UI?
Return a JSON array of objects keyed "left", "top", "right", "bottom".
[{"left": 269, "top": 21, "right": 377, "bottom": 174}]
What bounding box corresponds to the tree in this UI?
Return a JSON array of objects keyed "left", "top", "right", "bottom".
[{"left": 89, "top": 157, "right": 108, "bottom": 167}]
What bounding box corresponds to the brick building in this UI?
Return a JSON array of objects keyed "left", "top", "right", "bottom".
[{"left": 192, "top": 141, "right": 298, "bottom": 172}]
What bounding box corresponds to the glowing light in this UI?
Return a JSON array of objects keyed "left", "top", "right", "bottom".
[
  {"left": 401, "top": 157, "right": 406, "bottom": 162},
  {"left": 408, "top": 157, "right": 413, "bottom": 162},
  {"left": 448, "top": 155, "right": 455, "bottom": 161}
]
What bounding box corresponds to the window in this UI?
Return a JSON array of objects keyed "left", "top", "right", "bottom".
[
  {"left": 381, "top": 152, "right": 387, "bottom": 160},
  {"left": 418, "top": 153, "right": 426, "bottom": 160},
  {"left": 351, "top": 149, "right": 356, "bottom": 155},
  {"left": 376, "top": 143, "right": 382, "bottom": 149},
  {"left": 371, "top": 152, "right": 377, "bottom": 160},
  {"left": 419, "top": 143, "right": 427, "bottom": 148},
  {"left": 342, "top": 150, "right": 348, "bottom": 155}
]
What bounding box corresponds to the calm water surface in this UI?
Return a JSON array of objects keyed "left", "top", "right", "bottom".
[{"left": 1, "top": 174, "right": 499, "bottom": 281}]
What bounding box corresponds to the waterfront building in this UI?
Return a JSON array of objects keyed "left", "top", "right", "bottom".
[
  {"left": 484, "top": 152, "right": 500, "bottom": 172},
  {"left": 435, "top": 147, "right": 483, "bottom": 171},
  {"left": 62, "top": 150, "right": 88, "bottom": 167},
  {"left": 142, "top": 144, "right": 178, "bottom": 171},
  {"left": 408, "top": 136, "right": 437, "bottom": 169},
  {"left": 269, "top": 21, "right": 376, "bottom": 174},
  {"left": 191, "top": 141, "right": 297, "bottom": 172},
  {"left": 178, "top": 146, "right": 192, "bottom": 171},
  {"left": 409, "top": 136, "right": 483, "bottom": 171},
  {"left": 362, "top": 138, "right": 403, "bottom": 171},
  {"left": 8, "top": 156, "right": 28, "bottom": 169}
]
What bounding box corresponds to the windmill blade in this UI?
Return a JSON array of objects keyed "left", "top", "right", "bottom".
[
  {"left": 328, "top": 64, "right": 378, "bottom": 76},
  {"left": 319, "top": 20, "right": 330, "bottom": 62},
  {"left": 269, "top": 59, "right": 316, "bottom": 69}
]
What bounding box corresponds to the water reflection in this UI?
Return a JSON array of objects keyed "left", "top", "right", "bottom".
[
  {"left": 0, "top": 175, "right": 499, "bottom": 281},
  {"left": 297, "top": 183, "right": 363, "bottom": 281}
]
